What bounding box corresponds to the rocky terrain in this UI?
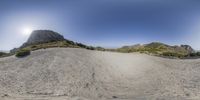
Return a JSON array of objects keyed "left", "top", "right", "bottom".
[
  {"left": 1, "top": 30, "right": 200, "bottom": 100},
  {"left": 0, "top": 48, "right": 200, "bottom": 100},
  {"left": 117, "top": 42, "right": 195, "bottom": 58},
  {"left": 9, "top": 30, "right": 95, "bottom": 54},
  {"left": 7, "top": 30, "right": 198, "bottom": 59},
  {"left": 22, "top": 30, "right": 65, "bottom": 47}
]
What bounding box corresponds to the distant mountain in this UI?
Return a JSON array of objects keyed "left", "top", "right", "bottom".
[
  {"left": 180, "top": 45, "right": 194, "bottom": 53},
  {"left": 118, "top": 42, "right": 195, "bottom": 58},
  {"left": 7, "top": 30, "right": 197, "bottom": 58}
]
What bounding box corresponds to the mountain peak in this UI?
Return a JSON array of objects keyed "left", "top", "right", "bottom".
[{"left": 22, "top": 30, "right": 65, "bottom": 47}]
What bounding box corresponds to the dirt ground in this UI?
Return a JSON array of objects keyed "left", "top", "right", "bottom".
[{"left": 0, "top": 48, "right": 200, "bottom": 100}]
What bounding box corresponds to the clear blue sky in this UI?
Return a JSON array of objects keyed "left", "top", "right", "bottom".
[{"left": 0, "top": 0, "right": 200, "bottom": 50}]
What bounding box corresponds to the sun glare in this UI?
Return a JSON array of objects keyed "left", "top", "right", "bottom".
[{"left": 22, "top": 27, "right": 33, "bottom": 35}]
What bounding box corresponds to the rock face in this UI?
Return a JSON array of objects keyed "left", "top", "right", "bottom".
[
  {"left": 181, "top": 45, "right": 195, "bottom": 53},
  {"left": 22, "top": 30, "right": 65, "bottom": 47}
]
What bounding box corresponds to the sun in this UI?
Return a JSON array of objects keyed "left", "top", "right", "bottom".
[{"left": 22, "top": 27, "right": 33, "bottom": 35}]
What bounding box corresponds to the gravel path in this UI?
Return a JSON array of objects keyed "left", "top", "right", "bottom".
[{"left": 0, "top": 48, "right": 200, "bottom": 100}]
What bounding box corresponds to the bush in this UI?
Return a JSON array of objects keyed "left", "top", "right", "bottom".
[
  {"left": 197, "top": 52, "right": 200, "bottom": 56},
  {"left": 0, "top": 52, "right": 7, "bottom": 57},
  {"left": 96, "top": 47, "right": 105, "bottom": 51},
  {"left": 189, "top": 53, "right": 197, "bottom": 57},
  {"left": 31, "top": 45, "right": 37, "bottom": 48},
  {"left": 188, "top": 52, "right": 200, "bottom": 57},
  {"left": 76, "top": 43, "right": 87, "bottom": 48},
  {"left": 86, "top": 46, "right": 95, "bottom": 50},
  {"left": 16, "top": 49, "right": 31, "bottom": 57},
  {"left": 162, "top": 52, "right": 185, "bottom": 58}
]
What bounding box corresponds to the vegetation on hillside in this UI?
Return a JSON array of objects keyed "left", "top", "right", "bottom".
[
  {"left": 0, "top": 52, "right": 7, "bottom": 56},
  {"left": 0, "top": 52, "right": 13, "bottom": 58},
  {"left": 1, "top": 30, "right": 197, "bottom": 59},
  {"left": 188, "top": 52, "right": 200, "bottom": 57},
  {"left": 19, "top": 40, "right": 97, "bottom": 51},
  {"left": 1, "top": 40, "right": 199, "bottom": 59},
  {"left": 15, "top": 49, "right": 31, "bottom": 57},
  {"left": 5, "top": 39, "right": 106, "bottom": 58},
  {"left": 117, "top": 42, "right": 194, "bottom": 58},
  {"left": 95, "top": 47, "right": 106, "bottom": 51}
]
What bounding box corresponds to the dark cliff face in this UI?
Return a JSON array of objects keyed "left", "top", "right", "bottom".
[
  {"left": 180, "top": 45, "right": 195, "bottom": 53},
  {"left": 22, "top": 30, "right": 65, "bottom": 47}
]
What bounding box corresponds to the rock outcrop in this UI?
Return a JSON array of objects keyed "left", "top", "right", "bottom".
[
  {"left": 118, "top": 42, "right": 195, "bottom": 57},
  {"left": 180, "top": 45, "right": 195, "bottom": 53},
  {"left": 22, "top": 30, "right": 65, "bottom": 47}
]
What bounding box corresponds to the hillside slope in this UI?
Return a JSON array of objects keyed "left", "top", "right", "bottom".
[
  {"left": 10, "top": 30, "right": 95, "bottom": 54},
  {"left": 118, "top": 42, "right": 195, "bottom": 58},
  {"left": 0, "top": 48, "right": 200, "bottom": 100}
]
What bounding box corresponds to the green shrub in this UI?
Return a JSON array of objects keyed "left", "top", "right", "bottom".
[
  {"left": 162, "top": 52, "right": 185, "bottom": 58},
  {"left": 31, "top": 45, "right": 37, "bottom": 48},
  {"left": 189, "top": 53, "right": 196, "bottom": 57},
  {"left": 197, "top": 52, "right": 200, "bottom": 56},
  {"left": 16, "top": 49, "right": 31, "bottom": 57},
  {"left": 76, "top": 43, "right": 87, "bottom": 48},
  {"left": 65, "top": 40, "right": 75, "bottom": 45},
  {"left": 96, "top": 47, "right": 106, "bottom": 51},
  {"left": 188, "top": 52, "right": 200, "bottom": 57},
  {"left": 86, "top": 46, "right": 95, "bottom": 50},
  {"left": 0, "top": 52, "right": 7, "bottom": 57}
]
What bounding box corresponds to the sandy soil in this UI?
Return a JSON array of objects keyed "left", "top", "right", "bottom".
[{"left": 0, "top": 48, "right": 200, "bottom": 100}]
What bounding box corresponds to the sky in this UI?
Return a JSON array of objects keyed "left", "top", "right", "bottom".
[{"left": 0, "top": 0, "right": 200, "bottom": 50}]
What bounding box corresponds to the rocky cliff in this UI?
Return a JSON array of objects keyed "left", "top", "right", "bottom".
[{"left": 21, "top": 30, "right": 65, "bottom": 47}]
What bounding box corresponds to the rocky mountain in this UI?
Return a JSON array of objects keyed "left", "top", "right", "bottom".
[
  {"left": 121, "top": 44, "right": 143, "bottom": 49},
  {"left": 118, "top": 42, "right": 195, "bottom": 58},
  {"left": 7, "top": 30, "right": 196, "bottom": 58},
  {"left": 9, "top": 30, "right": 96, "bottom": 53},
  {"left": 21, "top": 30, "right": 65, "bottom": 47},
  {"left": 180, "top": 45, "right": 195, "bottom": 53}
]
